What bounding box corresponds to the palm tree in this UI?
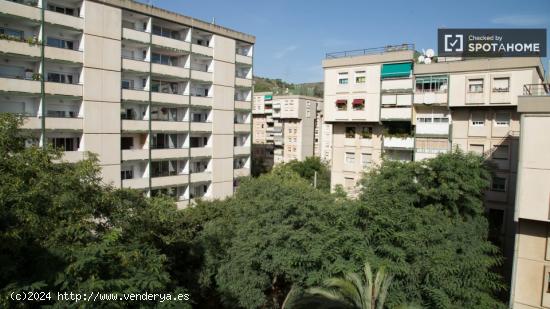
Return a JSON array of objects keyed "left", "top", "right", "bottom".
[{"left": 307, "top": 262, "right": 393, "bottom": 309}]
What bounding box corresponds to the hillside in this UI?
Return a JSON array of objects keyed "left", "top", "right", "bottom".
[{"left": 253, "top": 76, "right": 323, "bottom": 98}]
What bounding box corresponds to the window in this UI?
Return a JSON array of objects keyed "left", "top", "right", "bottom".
[
  {"left": 361, "top": 127, "right": 372, "bottom": 139},
  {"left": 352, "top": 99, "right": 365, "bottom": 111},
  {"left": 345, "top": 127, "right": 355, "bottom": 138},
  {"left": 345, "top": 152, "right": 355, "bottom": 165},
  {"left": 493, "top": 77, "right": 510, "bottom": 92},
  {"left": 355, "top": 71, "right": 366, "bottom": 84},
  {"left": 121, "top": 137, "right": 134, "bottom": 150},
  {"left": 415, "top": 75, "right": 448, "bottom": 92},
  {"left": 470, "top": 111, "right": 485, "bottom": 126},
  {"left": 0, "top": 27, "right": 24, "bottom": 40},
  {"left": 344, "top": 177, "right": 354, "bottom": 190},
  {"left": 492, "top": 145, "right": 509, "bottom": 160},
  {"left": 121, "top": 169, "right": 134, "bottom": 180},
  {"left": 48, "top": 4, "right": 76, "bottom": 16},
  {"left": 121, "top": 79, "right": 134, "bottom": 90},
  {"left": 361, "top": 153, "right": 372, "bottom": 168},
  {"left": 47, "top": 72, "right": 73, "bottom": 84},
  {"left": 49, "top": 137, "right": 79, "bottom": 151},
  {"left": 494, "top": 112, "right": 510, "bottom": 126},
  {"left": 468, "top": 79, "right": 484, "bottom": 93},
  {"left": 336, "top": 100, "right": 347, "bottom": 111},
  {"left": 491, "top": 176, "right": 506, "bottom": 192},
  {"left": 470, "top": 144, "right": 484, "bottom": 155},
  {"left": 151, "top": 160, "right": 177, "bottom": 177},
  {"left": 338, "top": 72, "right": 348, "bottom": 85},
  {"left": 47, "top": 37, "right": 74, "bottom": 50}
]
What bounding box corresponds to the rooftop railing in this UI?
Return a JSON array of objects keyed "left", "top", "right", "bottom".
[
  {"left": 523, "top": 84, "right": 550, "bottom": 96},
  {"left": 326, "top": 43, "right": 415, "bottom": 59}
]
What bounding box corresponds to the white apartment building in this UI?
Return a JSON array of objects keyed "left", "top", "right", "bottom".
[
  {"left": 510, "top": 84, "right": 550, "bottom": 309},
  {"left": 323, "top": 44, "right": 545, "bottom": 278},
  {"left": 252, "top": 92, "right": 323, "bottom": 166},
  {"left": 0, "top": 0, "right": 254, "bottom": 208}
]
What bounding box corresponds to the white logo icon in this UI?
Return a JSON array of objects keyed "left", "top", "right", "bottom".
[{"left": 444, "top": 34, "right": 463, "bottom": 52}]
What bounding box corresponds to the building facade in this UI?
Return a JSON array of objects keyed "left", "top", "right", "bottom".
[
  {"left": 252, "top": 92, "right": 323, "bottom": 167},
  {"left": 0, "top": 0, "right": 254, "bottom": 208},
  {"left": 323, "top": 44, "right": 545, "bottom": 274},
  {"left": 510, "top": 84, "right": 550, "bottom": 309}
]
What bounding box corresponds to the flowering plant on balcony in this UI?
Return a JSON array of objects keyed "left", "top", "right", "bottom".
[
  {"left": 0, "top": 34, "right": 39, "bottom": 46},
  {"left": 32, "top": 73, "right": 42, "bottom": 81},
  {"left": 382, "top": 128, "right": 414, "bottom": 138}
]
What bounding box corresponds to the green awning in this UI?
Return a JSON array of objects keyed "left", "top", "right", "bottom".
[
  {"left": 381, "top": 62, "right": 412, "bottom": 79},
  {"left": 264, "top": 95, "right": 273, "bottom": 100}
]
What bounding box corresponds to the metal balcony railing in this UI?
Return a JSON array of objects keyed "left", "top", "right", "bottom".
[
  {"left": 326, "top": 44, "right": 414, "bottom": 59},
  {"left": 523, "top": 84, "right": 550, "bottom": 96}
]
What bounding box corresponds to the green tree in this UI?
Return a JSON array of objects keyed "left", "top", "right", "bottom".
[
  {"left": 276, "top": 157, "right": 331, "bottom": 192},
  {"left": 0, "top": 114, "right": 191, "bottom": 308},
  {"left": 355, "top": 151, "right": 505, "bottom": 308},
  {"left": 307, "top": 262, "right": 393, "bottom": 309},
  {"left": 199, "top": 169, "right": 369, "bottom": 308}
]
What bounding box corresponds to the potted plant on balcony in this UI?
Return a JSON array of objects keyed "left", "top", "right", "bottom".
[{"left": 32, "top": 73, "right": 42, "bottom": 81}]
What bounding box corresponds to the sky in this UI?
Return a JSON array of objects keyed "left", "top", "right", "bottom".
[{"left": 141, "top": 0, "right": 550, "bottom": 83}]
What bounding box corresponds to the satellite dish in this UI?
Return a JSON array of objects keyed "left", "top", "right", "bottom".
[
  {"left": 418, "top": 55, "right": 425, "bottom": 63},
  {"left": 424, "top": 57, "right": 432, "bottom": 64},
  {"left": 425, "top": 48, "right": 435, "bottom": 58}
]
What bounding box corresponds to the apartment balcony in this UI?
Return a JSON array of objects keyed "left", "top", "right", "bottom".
[
  {"left": 236, "top": 77, "right": 252, "bottom": 88},
  {"left": 380, "top": 107, "right": 412, "bottom": 121},
  {"left": 235, "top": 100, "right": 251, "bottom": 110},
  {"left": 414, "top": 91, "right": 448, "bottom": 105},
  {"left": 381, "top": 79, "right": 412, "bottom": 92},
  {"left": 151, "top": 148, "right": 188, "bottom": 160},
  {"left": 151, "top": 174, "right": 188, "bottom": 188},
  {"left": 236, "top": 54, "right": 252, "bottom": 65},
  {"left": 152, "top": 63, "right": 190, "bottom": 79},
  {"left": 45, "top": 117, "right": 83, "bottom": 130},
  {"left": 61, "top": 151, "right": 85, "bottom": 163},
  {"left": 122, "top": 58, "right": 149, "bottom": 72},
  {"left": 122, "top": 28, "right": 149, "bottom": 44},
  {"left": 123, "top": 177, "right": 149, "bottom": 189},
  {"left": 122, "top": 149, "right": 149, "bottom": 161},
  {"left": 466, "top": 92, "right": 484, "bottom": 104},
  {"left": 383, "top": 136, "right": 414, "bottom": 149},
  {"left": 0, "top": 39, "right": 40, "bottom": 58},
  {"left": 190, "top": 122, "right": 212, "bottom": 132},
  {"left": 490, "top": 90, "right": 511, "bottom": 104},
  {"left": 190, "top": 171, "right": 211, "bottom": 183},
  {"left": 234, "top": 146, "right": 251, "bottom": 156},
  {"left": 235, "top": 123, "right": 250, "bottom": 132},
  {"left": 44, "top": 10, "right": 83, "bottom": 30},
  {"left": 44, "top": 46, "right": 83, "bottom": 63},
  {"left": 44, "top": 82, "right": 82, "bottom": 97},
  {"left": 0, "top": 77, "right": 40, "bottom": 94},
  {"left": 1, "top": 0, "right": 41, "bottom": 20},
  {"left": 234, "top": 168, "right": 250, "bottom": 178},
  {"left": 415, "top": 123, "right": 450, "bottom": 136},
  {"left": 273, "top": 137, "right": 283, "bottom": 146},
  {"left": 190, "top": 147, "right": 211, "bottom": 157},
  {"left": 191, "top": 70, "right": 212, "bottom": 82},
  {"left": 152, "top": 35, "right": 190, "bottom": 52},
  {"left": 122, "top": 119, "right": 148, "bottom": 132},
  {"left": 20, "top": 117, "right": 41, "bottom": 130},
  {"left": 151, "top": 92, "right": 188, "bottom": 105},
  {"left": 381, "top": 93, "right": 412, "bottom": 105},
  {"left": 122, "top": 89, "right": 149, "bottom": 102},
  {"left": 192, "top": 44, "right": 212, "bottom": 57},
  {"left": 190, "top": 96, "right": 212, "bottom": 107},
  {"left": 151, "top": 120, "right": 188, "bottom": 132}
]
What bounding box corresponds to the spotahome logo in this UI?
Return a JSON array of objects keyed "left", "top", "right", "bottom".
[{"left": 438, "top": 29, "right": 546, "bottom": 57}]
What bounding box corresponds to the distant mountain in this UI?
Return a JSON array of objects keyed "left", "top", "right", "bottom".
[{"left": 253, "top": 76, "right": 323, "bottom": 98}]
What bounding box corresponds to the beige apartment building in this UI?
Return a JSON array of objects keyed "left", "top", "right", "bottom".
[
  {"left": 252, "top": 92, "right": 322, "bottom": 167},
  {"left": 510, "top": 85, "right": 550, "bottom": 309},
  {"left": 323, "top": 44, "right": 545, "bottom": 275},
  {"left": 0, "top": 0, "right": 254, "bottom": 208}
]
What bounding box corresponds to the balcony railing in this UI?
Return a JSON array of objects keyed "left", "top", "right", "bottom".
[
  {"left": 523, "top": 84, "right": 550, "bottom": 96},
  {"left": 326, "top": 43, "right": 414, "bottom": 59}
]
